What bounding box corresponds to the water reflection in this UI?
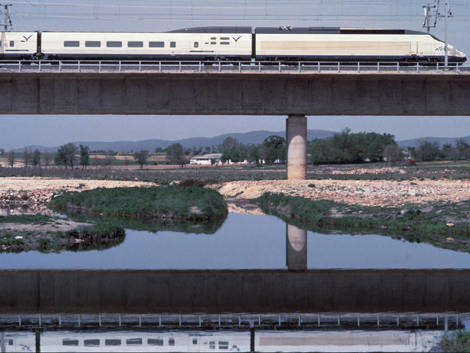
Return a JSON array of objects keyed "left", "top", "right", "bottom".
[
  {"left": 1, "top": 214, "right": 470, "bottom": 270},
  {"left": 0, "top": 328, "right": 446, "bottom": 352},
  {"left": 65, "top": 212, "right": 227, "bottom": 235},
  {"left": 286, "top": 224, "right": 307, "bottom": 271}
]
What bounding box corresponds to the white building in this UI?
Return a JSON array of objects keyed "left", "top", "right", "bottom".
[{"left": 189, "top": 154, "right": 222, "bottom": 165}]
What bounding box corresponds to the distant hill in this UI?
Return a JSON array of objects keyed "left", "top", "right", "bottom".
[
  {"left": 397, "top": 136, "right": 470, "bottom": 149},
  {"left": 18, "top": 129, "right": 337, "bottom": 153}
]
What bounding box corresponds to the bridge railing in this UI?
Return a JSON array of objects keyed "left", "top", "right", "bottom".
[{"left": 0, "top": 60, "right": 466, "bottom": 74}]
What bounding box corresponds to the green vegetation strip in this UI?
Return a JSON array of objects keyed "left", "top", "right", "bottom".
[
  {"left": 49, "top": 186, "right": 228, "bottom": 221},
  {"left": 254, "top": 192, "right": 470, "bottom": 238}
]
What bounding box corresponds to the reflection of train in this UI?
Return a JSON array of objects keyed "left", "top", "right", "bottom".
[
  {"left": 0, "top": 27, "right": 466, "bottom": 63},
  {"left": 1, "top": 329, "right": 442, "bottom": 352}
]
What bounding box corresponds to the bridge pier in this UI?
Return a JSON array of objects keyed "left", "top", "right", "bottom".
[{"left": 286, "top": 115, "right": 308, "bottom": 180}]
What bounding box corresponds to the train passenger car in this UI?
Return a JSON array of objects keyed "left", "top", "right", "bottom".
[
  {"left": 254, "top": 27, "right": 467, "bottom": 63},
  {"left": 40, "top": 27, "right": 252, "bottom": 61},
  {"left": 0, "top": 32, "right": 38, "bottom": 59}
]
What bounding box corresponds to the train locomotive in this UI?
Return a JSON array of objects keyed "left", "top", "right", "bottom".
[{"left": 0, "top": 26, "right": 466, "bottom": 63}]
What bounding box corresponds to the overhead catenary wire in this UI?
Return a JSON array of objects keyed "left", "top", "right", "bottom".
[{"left": 6, "top": 0, "right": 470, "bottom": 23}]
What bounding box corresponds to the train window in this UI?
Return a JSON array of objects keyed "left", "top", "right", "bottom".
[
  {"left": 128, "top": 41, "right": 143, "bottom": 48},
  {"left": 211, "top": 37, "right": 216, "bottom": 40},
  {"left": 62, "top": 339, "right": 79, "bottom": 346},
  {"left": 219, "top": 341, "right": 229, "bottom": 350},
  {"left": 193, "top": 338, "right": 198, "bottom": 345},
  {"left": 126, "top": 338, "right": 142, "bottom": 345},
  {"left": 105, "top": 339, "right": 121, "bottom": 346},
  {"left": 0, "top": 41, "right": 2, "bottom": 47},
  {"left": 170, "top": 42, "right": 176, "bottom": 48},
  {"left": 85, "top": 41, "right": 101, "bottom": 47},
  {"left": 194, "top": 42, "right": 199, "bottom": 48},
  {"left": 8, "top": 339, "right": 13, "bottom": 345},
  {"left": 64, "top": 41, "right": 79, "bottom": 47},
  {"left": 220, "top": 37, "right": 230, "bottom": 40},
  {"left": 148, "top": 338, "right": 164, "bottom": 346},
  {"left": 106, "top": 41, "right": 122, "bottom": 48},
  {"left": 84, "top": 339, "right": 100, "bottom": 347},
  {"left": 169, "top": 338, "right": 175, "bottom": 346},
  {"left": 211, "top": 42, "right": 216, "bottom": 45},
  {"left": 9, "top": 41, "right": 14, "bottom": 47},
  {"left": 209, "top": 341, "right": 216, "bottom": 349},
  {"left": 220, "top": 42, "right": 230, "bottom": 45},
  {"left": 149, "top": 41, "right": 165, "bottom": 48}
]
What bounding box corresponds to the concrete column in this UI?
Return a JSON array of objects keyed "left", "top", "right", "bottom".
[
  {"left": 286, "top": 224, "right": 307, "bottom": 271},
  {"left": 286, "top": 115, "right": 307, "bottom": 180}
]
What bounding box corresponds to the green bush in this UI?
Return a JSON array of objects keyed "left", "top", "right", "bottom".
[{"left": 50, "top": 186, "right": 228, "bottom": 221}]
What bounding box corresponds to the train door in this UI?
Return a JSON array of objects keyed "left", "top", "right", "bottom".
[
  {"left": 188, "top": 335, "right": 201, "bottom": 351},
  {"left": 411, "top": 39, "right": 418, "bottom": 56},
  {"left": 0, "top": 32, "right": 5, "bottom": 58}
]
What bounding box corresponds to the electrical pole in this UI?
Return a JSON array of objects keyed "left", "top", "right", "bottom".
[
  {"left": 0, "top": 4, "right": 13, "bottom": 32},
  {"left": 421, "top": 0, "right": 453, "bottom": 70},
  {"left": 423, "top": 3, "right": 436, "bottom": 33},
  {"left": 444, "top": 0, "right": 449, "bottom": 70}
]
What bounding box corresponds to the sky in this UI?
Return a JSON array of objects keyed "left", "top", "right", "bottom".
[{"left": 2, "top": 0, "right": 470, "bottom": 149}]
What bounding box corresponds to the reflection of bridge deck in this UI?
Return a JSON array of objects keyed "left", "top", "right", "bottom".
[
  {"left": 0, "top": 312, "right": 463, "bottom": 331},
  {"left": 1, "top": 270, "right": 469, "bottom": 314}
]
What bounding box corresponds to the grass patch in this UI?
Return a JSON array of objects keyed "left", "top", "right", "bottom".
[
  {"left": 440, "top": 330, "right": 470, "bottom": 352},
  {"left": 0, "top": 214, "right": 55, "bottom": 226},
  {"left": 49, "top": 186, "right": 228, "bottom": 221}
]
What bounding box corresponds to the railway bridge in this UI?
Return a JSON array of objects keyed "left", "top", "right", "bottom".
[{"left": 1, "top": 61, "right": 470, "bottom": 179}]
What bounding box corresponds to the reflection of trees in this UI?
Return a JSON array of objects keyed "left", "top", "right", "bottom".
[{"left": 64, "top": 212, "right": 227, "bottom": 235}]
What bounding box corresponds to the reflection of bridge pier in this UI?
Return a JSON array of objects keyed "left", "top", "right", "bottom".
[{"left": 286, "top": 224, "right": 307, "bottom": 271}]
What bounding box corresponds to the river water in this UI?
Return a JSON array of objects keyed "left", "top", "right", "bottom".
[{"left": 1, "top": 213, "right": 469, "bottom": 270}]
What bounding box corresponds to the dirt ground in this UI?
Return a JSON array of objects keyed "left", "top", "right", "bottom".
[
  {"left": 0, "top": 177, "right": 154, "bottom": 192},
  {"left": 0, "top": 177, "right": 155, "bottom": 216},
  {"left": 1, "top": 176, "right": 470, "bottom": 215},
  {"left": 218, "top": 178, "right": 470, "bottom": 208}
]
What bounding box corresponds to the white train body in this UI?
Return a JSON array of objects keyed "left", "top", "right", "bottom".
[
  {"left": 255, "top": 28, "right": 466, "bottom": 63},
  {"left": 0, "top": 32, "right": 38, "bottom": 59},
  {"left": 0, "top": 26, "right": 466, "bottom": 63},
  {"left": 41, "top": 29, "right": 252, "bottom": 61}
]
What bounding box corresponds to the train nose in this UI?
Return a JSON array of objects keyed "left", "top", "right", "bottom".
[
  {"left": 459, "top": 50, "right": 467, "bottom": 63},
  {"left": 455, "top": 49, "right": 467, "bottom": 63},
  {"left": 450, "top": 47, "right": 467, "bottom": 63}
]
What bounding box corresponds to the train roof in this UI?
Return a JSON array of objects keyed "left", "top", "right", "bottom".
[
  {"left": 168, "top": 27, "right": 252, "bottom": 34},
  {"left": 255, "top": 27, "right": 428, "bottom": 35}
]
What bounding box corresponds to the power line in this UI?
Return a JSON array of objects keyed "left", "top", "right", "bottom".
[{"left": 7, "top": 0, "right": 470, "bottom": 23}]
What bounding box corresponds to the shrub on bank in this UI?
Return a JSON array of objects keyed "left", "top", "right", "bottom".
[{"left": 49, "top": 186, "right": 228, "bottom": 221}]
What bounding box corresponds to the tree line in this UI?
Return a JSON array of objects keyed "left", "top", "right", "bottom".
[
  {"left": 408, "top": 138, "right": 470, "bottom": 162},
  {"left": 5, "top": 131, "right": 469, "bottom": 168}
]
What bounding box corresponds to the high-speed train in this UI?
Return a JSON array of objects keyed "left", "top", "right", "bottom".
[{"left": 0, "top": 26, "right": 466, "bottom": 63}]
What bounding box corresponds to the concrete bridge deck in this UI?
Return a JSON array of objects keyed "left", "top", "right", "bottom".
[{"left": 1, "top": 71, "right": 469, "bottom": 116}]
